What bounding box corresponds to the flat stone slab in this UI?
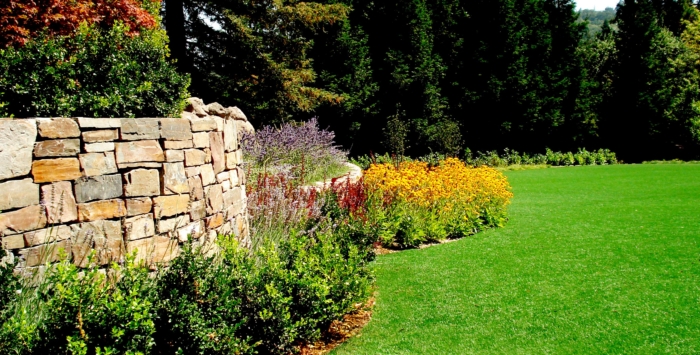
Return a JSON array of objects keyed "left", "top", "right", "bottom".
[
  {"left": 124, "top": 169, "right": 160, "bottom": 197},
  {"left": 115, "top": 140, "right": 164, "bottom": 164},
  {"left": 0, "top": 179, "right": 39, "bottom": 211},
  {"left": 74, "top": 174, "right": 123, "bottom": 203},
  {"left": 0, "top": 119, "right": 36, "bottom": 181},
  {"left": 34, "top": 139, "right": 80, "bottom": 157},
  {"left": 37, "top": 118, "right": 80, "bottom": 138},
  {"left": 41, "top": 181, "right": 78, "bottom": 223},
  {"left": 121, "top": 118, "right": 160, "bottom": 140},
  {"left": 32, "top": 158, "right": 82, "bottom": 183}
]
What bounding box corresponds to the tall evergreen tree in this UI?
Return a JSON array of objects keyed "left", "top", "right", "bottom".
[
  {"left": 164, "top": 0, "right": 349, "bottom": 123},
  {"left": 605, "top": 0, "right": 699, "bottom": 160}
]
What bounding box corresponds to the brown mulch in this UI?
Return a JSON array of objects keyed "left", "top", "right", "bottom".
[{"left": 298, "top": 298, "right": 376, "bottom": 355}]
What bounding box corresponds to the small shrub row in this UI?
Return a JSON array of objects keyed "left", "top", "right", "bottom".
[
  {"left": 0, "top": 226, "right": 373, "bottom": 354},
  {"left": 351, "top": 148, "right": 618, "bottom": 170}
]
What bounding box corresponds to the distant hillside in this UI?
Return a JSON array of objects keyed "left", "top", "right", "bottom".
[{"left": 578, "top": 7, "right": 617, "bottom": 37}]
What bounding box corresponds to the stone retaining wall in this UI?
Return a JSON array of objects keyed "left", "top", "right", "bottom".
[{"left": 0, "top": 98, "right": 254, "bottom": 269}]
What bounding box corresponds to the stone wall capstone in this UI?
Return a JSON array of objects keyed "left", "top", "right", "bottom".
[{"left": 0, "top": 98, "right": 254, "bottom": 270}]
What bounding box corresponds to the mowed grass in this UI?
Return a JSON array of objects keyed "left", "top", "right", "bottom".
[{"left": 333, "top": 164, "right": 700, "bottom": 354}]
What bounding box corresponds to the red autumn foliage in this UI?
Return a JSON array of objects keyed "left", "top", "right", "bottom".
[{"left": 0, "top": 0, "right": 159, "bottom": 48}]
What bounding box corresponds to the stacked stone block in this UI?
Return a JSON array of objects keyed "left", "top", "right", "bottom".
[{"left": 0, "top": 98, "right": 254, "bottom": 269}]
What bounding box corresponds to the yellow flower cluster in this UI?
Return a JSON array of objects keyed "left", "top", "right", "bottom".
[{"left": 364, "top": 158, "right": 513, "bottom": 210}]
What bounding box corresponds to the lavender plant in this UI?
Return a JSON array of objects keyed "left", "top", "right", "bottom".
[{"left": 242, "top": 118, "right": 349, "bottom": 185}]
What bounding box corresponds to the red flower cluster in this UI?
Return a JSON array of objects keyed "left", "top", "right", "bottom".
[
  {"left": 330, "top": 177, "right": 367, "bottom": 218},
  {"left": 0, "top": 0, "right": 158, "bottom": 48}
]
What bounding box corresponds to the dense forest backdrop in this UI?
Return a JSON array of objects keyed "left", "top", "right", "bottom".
[{"left": 4, "top": 0, "right": 700, "bottom": 161}]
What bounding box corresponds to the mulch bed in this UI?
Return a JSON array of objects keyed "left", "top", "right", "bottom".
[{"left": 299, "top": 298, "right": 375, "bottom": 355}]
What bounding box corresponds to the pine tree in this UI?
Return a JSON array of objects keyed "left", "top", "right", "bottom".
[{"left": 165, "top": 0, "right": 349, "bottom": 123}]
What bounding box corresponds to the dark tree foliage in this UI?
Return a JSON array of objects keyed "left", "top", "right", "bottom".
[
  {"left": 605, "top": 0, "right": 700, "bottom": 160},
  {"left": 164, "top": 0, "right": 348, "bottom": 123},
  {"left": 165, "top": 0, "right": 700, "bottom": 159}
]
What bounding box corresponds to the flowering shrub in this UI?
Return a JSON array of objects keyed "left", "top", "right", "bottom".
[
  {"left": 246, "top": 171, "right": 323, "bottom": 249},
  {"left": 361, "top": 158, "right": 513, "bottom": 247},
  {"left": 242, "top": 118, "right": 348, "bottom": 184}
]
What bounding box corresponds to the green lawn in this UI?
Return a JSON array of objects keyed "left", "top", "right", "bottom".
[{"left": 333, "top": 164, "right": 700, "bottom": 354}]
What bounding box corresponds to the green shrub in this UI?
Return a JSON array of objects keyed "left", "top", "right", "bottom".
[
  {"left": 0, "top": 252, "right": 156, "bottom": 355},
  {"left": 0, "top": 23, "right": 189, "bottom": 118},
  {"left": 154, "top": 231, "right": 373, "bottom": 355}
]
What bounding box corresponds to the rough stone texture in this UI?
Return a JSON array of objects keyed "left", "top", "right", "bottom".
[
  {"left": 34, "top": 139, "right": 80, "bottom": 157},
  {"left": 2, "top": 102, "right": 251, "bottom": 270},
  {"left": 21, "top": 240, "right": 70, "bottom": 267},
  {"left": 184, "top": 149, "right": 207, "bottom": 166},
  {"left": 79, "top": 152, "right": 118, "bottom": 177},
  {"left": 205, "top": 184, "right": 224, "bottom": 214},
  {"left": 77, "top": 118, "right": 121, "bottom": 129},
  {"left": 189, "top": 116, "right": 217, "bottom": 132},
  {"left": 3, "top": 235, "right": 24, "bottom": 249},
  {"left": 209, "top": 132, "right": 225, "bottom": 174},
  {"left": 121, "top": 118, "right": 159, "bottom": 140},
  {"left": 230, "top": 169, "right": 240, "bottom": 187},
  {"left": 115, "top": 140, "right": 164, "bottom": 166},
  {"left": 225, "top": 152, "right": 239, "bottom": 169},
  {"left": 200, "top": 164, "right": 216, "bottom": 186},
  {"left": 224, "top": 187, "right": 246, "bottom": 217},
  {"left": 84, "top": 142, "right": 115, "bottom": 153},
  {"left": 124, "top": 169, "right": 160, "bottom": 197},
  {"left": 187, "top": 176, "right": 204, "bottom": 201},
  {"left": 164, "top": 140, "right": 193, "bottom": 149},
  {"left": 185, "top": 166, "right": 200, "bottom": 178},
  {"left": 24, "top": 225, "right": 71, "bottom": 247},
  {"left": 77, "top": 199, "right": 127, "bottom": 222},
  {"left": 161, "top": 118, "right": 192, "bottom": 141},
  {"left": 189, "top": 200, "right": 206, "bottom": 221},
  {"left": 0, "top": 205, "right": 47, "bottom": 236},
  {"left": 216, "top": 171, "right": 229, "bottom": 184},
  {"left": 236, "top": 167, "right": 247, "bottom": 186},
  {"left": 206, "top": 213, "right": 224, "bottom": 229},
  {"left": 127, "top": 235, "right": 179, "bottom": 266},
  {"left": 177, "top": 221, "right": 204, "bottom": 242},
  {"left": 75, "top": 174, "right": 122, "bottom": 203},
  {"left": 126, "top": 198, "right": 152, "bottom": 216},
  {"left": 236, "top": 120, "right": 255, "bottom": 138},
  {"left": 226, "top": 106, "right": 248, "bottom": 121},
  {"left": 0, "top": 179, "right": 39, "bottom": 211},
  {"left": 224, "top": 119, "right": 238, "bottom": 152},
  {"left": 162, "top": 163, "right": 189, "bottom": 195},
  {"left": 82, "top": 129, "right": 119, "bottom": 143},
  {"left": 41, "top": 181, "right": 78, "bottom": 224},
  {"left": 192, "top": 132, "right": 210, "bottom": 148},
  {"left": 32, "top": 158, "right": 82, "bottom": 183},
  {"left": 185, "top": 97, "right": 208, "bottom": 117},
  {"left": 165, "top": 150, "right": 185, "bottom": 162},
  {"left": 37, "top": 118, "right": 80, "bottom": 138},
  {"left": 117, "top": 162, "right": 162, "bottom": 169},
  {"left": 157, "top": 215, "right": 190, "bottom": 234},
  {"left": 205, "top": 103, "right": 226, "bottom": 117},
  {"left": 124, "top": 214, "right": 156, "bottom": 241},
  {"left": 153, "top": 195, "right": 190, "bottom": 218},
  {"left": 204, "top": 148, "right": 212, "bottom": 164},
  {"left": 71, "top": 220, "right": 122, "bottom": 267},
  {"left": 0, "top": 119, "right": 36, "bottom": 181}
]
